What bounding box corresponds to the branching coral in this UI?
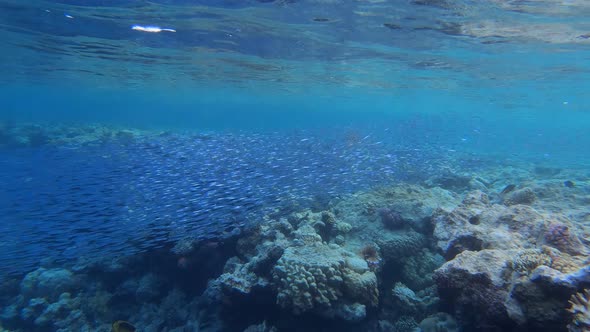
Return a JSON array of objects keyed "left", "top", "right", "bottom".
[{"left": 568, "top": 289, "right": 590, "bottom": 332}]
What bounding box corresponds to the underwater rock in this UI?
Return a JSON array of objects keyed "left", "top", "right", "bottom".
[
  {"left": 333, "top": 222, "right": 352, "bottom": 234},
  {"left": 212, "top": 220, "right": 294, "bottom": 299},
  {"left": 425, "top": 168, "right": 473, "bottom": 192},
  {"left": 434, "top": 192, "right": 534, "bottom": 257},
  {"left": 376, "top": 230, "right": 426, "bottom": 263},
  {"left": 217, "top": 257, "right": 270, "bottom": 296},
  {"left": 433, "top": 190, "right": 590, "bottom": 331},
  {"left": 468, "top": 177, "right": 488, "bottom": 191},
  {"left": 20, "top": 297, "right": 49, "bottom": 322},
  {"left": 334, "top": 235, "right": 346, "bottom": 245},
  {"left": 172, "top": 238, "right": 198, "bottom": 256},
  {"left": 335, "top": 184, "right": 460, "bottom": 234},
  {"left": 434, "top": 249, "right": 522, "bottom": 330},
  {"left": 433, "top": 190, "right": 587, "bottom": 259},
  {"left": 115, "top": 130, "right": 136, "bottom": 142},
  {"left": 207, "top": 206, "right": 383, "bottom": 323},
  {"left": 400, "top": 249, "right": 445, "bottom": 290},
  {"left": 16, "top": 291, "right": 96, "bottom": 330},
  {"left": 243, "top": 321, "right": 278, "bottom": 332},
  {"left": 3, "top": 250, "right": 211, "bottom": 331},
  {"left": 112, "top": 320, "right": 137, "bottom": 332},
  {"left": 130, "top": 288, "right": 202, "bottom": 332},
  {"left": 317, "top": 211, "right": 337, "bottom": 241},
  {"left": 377, "top": 207, "right": 407, "bottom": 230},
  {"left": 4, "top": 278, "right": 115, "bottom": 331},
  {"left": 33, "top": 292, "right": 77, "bottom": 327},
  {"left": 1, "top": 301, "right": 20, "bottom": 323},
  {"left": 503, "top": 187, "right": 537, "bottom": 205},
  {"left": 303, "top": 210, "right": 352, "bottom": 241},
  {"left": 417, "top": 312, "right": 459, "bottom": 332},
  {"left": 392, "top": 282, "right": 422, "bottom": 312},
  {"left": 393, "top": 315, "right": 419, "bottom": 331},
  {"left": 135, "top": 274, "right": 163, "bottom": 302},
  {"left": 564, "top": 180, "right": 576, "bottom": 188},
  {"left": 544, "top": 221, "right": 585, "bottom": 256},
  {"left": 501, "top": 184, "right": 517, "bottom": 195},
  {"left": 535, "top": 166, "right": 562, "bottom": 177},
  {"left": 21, "top": 268, "right": 80, "bottom": 301},
  {"left": 342, "top": 262, "right": 379, "bottom": 307},
  {"left": 345, "top": 256, "right": 370, "bottom": 274},
  {"left": 375, "top": 319, "right": 395, "bottom": 331},
  {"left": 323, "top": 302, "right": 367, "bottom": 322}
]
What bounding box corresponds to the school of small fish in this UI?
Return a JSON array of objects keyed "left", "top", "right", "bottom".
[{"left": 0, "top": 130, "right": 444, "bottom": 277}]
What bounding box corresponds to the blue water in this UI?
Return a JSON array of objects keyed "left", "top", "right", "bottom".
[{"left": 1, "top": 0, "right": 590, "bottom": 331}]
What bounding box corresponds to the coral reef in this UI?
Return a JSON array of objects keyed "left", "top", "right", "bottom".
[
  {"left": 197, "top": 183, "right": 459, "bottom": 330},
  {"left": 0, "top": 152, "right": 588, "bottom": 332}
]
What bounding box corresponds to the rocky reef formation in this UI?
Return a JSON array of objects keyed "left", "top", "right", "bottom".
[
  {"left": 0, "top": 245, "right": 231, "bottom": 332},
  {"left": 206, "top": 212, "right": 380, "bottom": 323},
  {"left": 202, "top": 183, "right": 458, "bottom": 331},
  {"left": 432, "top": 190, "right": 590, "bottom": 331},
  {"left": 0, "top": 151, "right": 588, "bottom": 332}
]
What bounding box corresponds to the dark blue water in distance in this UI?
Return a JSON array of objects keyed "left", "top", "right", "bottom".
[{"left": 1, "top": 0, "right": 590, "bottom": 331}]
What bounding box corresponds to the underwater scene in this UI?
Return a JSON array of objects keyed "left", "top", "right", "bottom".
[{"left": 1, "top": 0, "right": 590, "bottom": 331}]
